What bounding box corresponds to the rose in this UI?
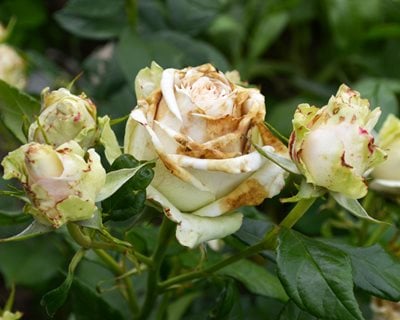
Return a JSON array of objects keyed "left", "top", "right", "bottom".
[
  {"left": 1, "top": 140, "right": 106, "bottom": 228},
  {"left": 28, "top": 88, "right": 97, "bottom": 149},
  {"left": 289, "top": 84, "right": 386, "bottom": 199},
  {"left": 124, "top": 62, "right": 287, "bottom": 247},
  {"left": 370, "top": 297, "right": 400, "bottom": 320},
  {"left": 0, "top": 311, "right": 23, "bottom": 320},
  {"left": 0, "top": 44, "right": 26, "bottom": 89},
  {"left": 371, "top": 114, "right": 400, "bottom": 193}
]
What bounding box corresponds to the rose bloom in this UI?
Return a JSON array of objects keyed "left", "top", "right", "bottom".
[
  {"left": 289, "top": 84, "right": 386, "bottom": 199},
  {"left": 371, "top": 114, "right": 400, "bottom": 194},
  {"left": 371, "top": 297, "right": 400, "bottom": 320},
  {"left": 0, "top": 44, "right": 26, "bottom": 89},
  {"left": 125, "top": 62, "right": 287, "bottom": 247},
  {"left": 29, "top": 88, "right": 97, "bottom": 149},
  {"left": 1, "top": 141, "right": 106, "bottom": 228}
]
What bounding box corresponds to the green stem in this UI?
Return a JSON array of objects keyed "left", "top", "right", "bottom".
[
  {"left": 137, "top": 217, "right": 175, "bottom": 320},
  {"left": 159, "top": 198, "right": 315, "bottom": 291},
  {"left": 125, "top": 0, "right": 137, "bottom": 30},
  {"left": 279, "top": 197, "right": 316, "bottom": 229},
  {"left": 67, "top": 223, "right": 152, "bottom": 265},
  {"left": 4, "top": 283, "right": 16, "bottom": 312},
  {"left": 94, "top": 249, "right": 139, "bottom": 315}
]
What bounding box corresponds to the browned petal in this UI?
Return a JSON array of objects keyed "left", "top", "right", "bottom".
[
  {"left": 146, "top": 89, "right": 163, "bottom": 124},
  {"left": 257, "top": 123, "right": 288, "bottom": 155},
  {"left": 220, "top": 178, "right": 269, "bottom": 212}
]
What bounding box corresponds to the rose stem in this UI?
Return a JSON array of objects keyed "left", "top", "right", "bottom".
[
  {"left": 66, "top": 223, "right": 152, "bottom": 265},
  {"left": 94, "top": 249, "right": 140, "bottom": 315},
  {"left": 136, "top": 216, "right": 175, "bottom": 320},
  {"left": 67, "top": 223, "right": 140, "bottom": 314},
  {"left": 158, "top": 198, "right": 316, "bottom": 291}
]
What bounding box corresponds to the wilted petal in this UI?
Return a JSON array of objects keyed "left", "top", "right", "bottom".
[
  {"left": 193, "top": 158, "right": 286, "bottom": 217},
  {"left": 147, "top": 186, "right": 242, "bottom": 248}
]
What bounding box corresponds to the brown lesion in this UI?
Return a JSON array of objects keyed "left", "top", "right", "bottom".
[
  {"left": 257, "top": 123, "right": 288, "bottom": 155},
  {"left": 221, "top": 179, "right": 269, "bottom": 212}
]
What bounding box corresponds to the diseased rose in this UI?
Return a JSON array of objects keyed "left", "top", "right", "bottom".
[
  {"left": 371, "top": 114, "right": 400, "bottom": 194},
  {"left": 0, "top": 44, "right": 26, "bottom": 89},
  {"left": 1, "top": 141, "right": 106, "bottom": 228},
  {"left": 28, "top": 88, "right": 97, "bottom": 149},
  {"left": 289, "top": 84, "right": 386, "bottom": 199},
  {"left": 370, "top": 297, "right": 400, "bottom": 320},
  {"left": 0, "top": 311, "right": 23, "bottom": 320},
  {"left": 124, "top": 62, "right": 287, "bottom": 248}
]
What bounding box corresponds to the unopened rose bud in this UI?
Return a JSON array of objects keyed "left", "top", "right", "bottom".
[
  {"left": 1, "top": 141, "right": 106, "bottom": 228},
  {"left": 28, "top": 88, "right": 97, "bottom": 148},
  {"left": 373, "top": 114, "right": 400, "bottom": 181},
  {"left": 289, "top": 84, "right": 386, "bottom": 199},
  {"left": 0, "top": 44, "right": 26, "bottom": 89}
]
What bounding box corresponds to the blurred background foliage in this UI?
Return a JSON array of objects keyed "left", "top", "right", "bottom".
[{"left": 1, "top": 0, "right": 400, "bottom": 319}]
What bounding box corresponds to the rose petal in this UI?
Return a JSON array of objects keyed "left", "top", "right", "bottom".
[
  {"left": 161, "top": 68, "right": 183, "bottom": 122},
  {"left": 147, "top": 186, "right": 243, "bottom": 248},
  {"left": 167, "top": 146, "right": 274, "bottom": 173},
  {"left": 192, "top": 159, "right": 287, "bottom": 217},
  {"left": 125, "top": 110, "right": 158, "bottom": 161}
]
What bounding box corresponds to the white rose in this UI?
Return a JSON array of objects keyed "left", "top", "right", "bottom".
[
  {"left": 124, "top": 62, "right": 287, "bottom": 248},
  {"left": 0, "top": 44, "right": 26, "bottom": 89},
  {"left": 371, "top": 114, "right": 400, "bottom": 194},
  {"left": 1, "top": 141, "right": 106, "bottom": 228}
]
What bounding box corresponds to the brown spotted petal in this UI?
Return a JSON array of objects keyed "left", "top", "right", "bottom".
[
  {"left": 147, "top": 185, "right": 243, "bottom": 248},
  {"left": 125, "top": 63, "right": 288, "bottom": 247}
]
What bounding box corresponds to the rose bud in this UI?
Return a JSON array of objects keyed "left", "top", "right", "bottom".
[
  {"left": 1, "top": 141, "right": 106, "bottom": 228},
  {"left": 371, "top": 114, "right": 400, "bottom": 193},
  {"left": 289, "top": 84, "right": 386, "bottom": 199},
  {"left": 0, "top": 44, "right": 26, "bottom": 89},
  {"left": 28, "top": 88, "right": 97, "bottom": 148},
  {"left": 125, "top": 62, "right": 288, "bottom": 248}
]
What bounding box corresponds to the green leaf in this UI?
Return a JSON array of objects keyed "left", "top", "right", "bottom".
[
  {"left": 0, "top": 79, "right": 40, "bottom": 143},
  {"left": 234, "top": 217, "right": 273, "bottom": 245},
  {"left": 76, "top": 209, "right": 102, "bottom": 230},
  {"left": 249, "top": 12, "right": 289, "bottom": 59},
  {"left": 330, "top": 192, "right": 383, "bottom": 224},
  {"left": 70, "top": 277, "right": 125, "bottom": 320},
  {"left": 277, "top": 229, "right": 363, "bottom": 320},
  {"left": 166, "top": 0, "right": 223, "bottom": 36},
  {"left": 0, "top": 235, "right": 65, "bottom": 287},
  {"left": 326, "top": 242, "right": 400, "bottom": 301},
  {"left": 279, "top": 300, "right": 319, "bottom": 320},
  {"left": 150, "top": 30, "right": 230, "bottom": 71},
  {"left": 167, "top": 292, "right": 201, "bottom": 320},
  {"left": 96, "top": 164, "right": 152, "bottom": 202},
  {"left": 208, "top": 279, "right": 240, "bottom": 319},
  {"left": 54, "top": 0, "right": 128, "bottom": 39},
  {"left": 253, "top": 144, "right": 300, "bottom": 174},
  {"left": 0, "top": 210, "right": 30, "bottom": 226},
  {"left": 218, "top": 259, "right": 288, "bottom": 302},
  {"left": 354, "top": 78, "right": 399, "bottom": 129},
  {"left": 41, "top": 249, "right": 85, "bottom": 317},
  {"left": 0, "top": 220, "right": 53, "bottom": 243}
]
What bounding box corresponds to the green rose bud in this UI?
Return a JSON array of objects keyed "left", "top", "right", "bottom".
[
  {"left": 371, "top": 114, "right": 400, "bottom": 193},
  {"left": 289, "top": 84, "right": 386, "bottom": 199},
  {"left": 1, "top": 141, "right": 106, "bottom": 228},
  {"left": 0, "top": 44, "right": 26, "bottom": 89},
  {"left": 28, "top": 88, "right": 97, "bottom": 148},
  {"left": 0, "top": 311, "right": 23, "bottom": 320}
]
